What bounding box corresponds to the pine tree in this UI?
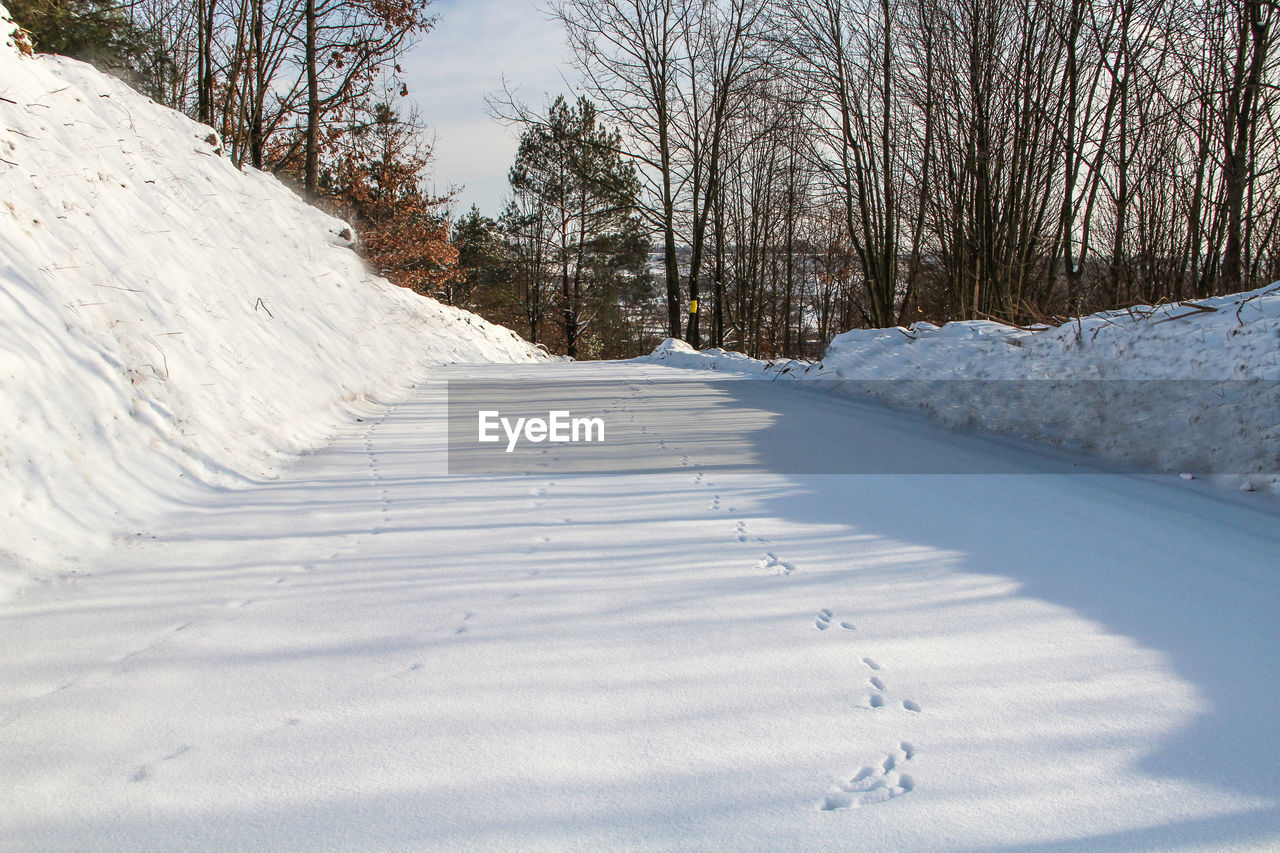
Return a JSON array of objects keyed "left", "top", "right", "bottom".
[
  {"left": 452, "top": 206, "right": 512, "bottom": 311},
  {"left": 8, "top": 0, "right": 168, "bottom": 95},
  {"left": 508, "top": 96, "right": 647, "bottom": 357}
]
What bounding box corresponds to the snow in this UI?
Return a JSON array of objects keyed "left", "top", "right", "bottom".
[
  {"left": 0, "top": 4, "right": 544, "bottom": 589},
  {"left": 5, "top": 361, "right": 1280, "bottom": 850},
  {"left": 3, "top": 5, "right": 1280, "bottom": 850},
  {"left": 643, "top": 286, "right": 1280, "bottom": 491},
  {"left": 645, "top": 338, "right": 783, "bottom": 376}
]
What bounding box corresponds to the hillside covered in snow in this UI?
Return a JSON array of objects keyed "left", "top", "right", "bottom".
[{"left": 0, "top": 5, "right": 544, "bottom": 591}]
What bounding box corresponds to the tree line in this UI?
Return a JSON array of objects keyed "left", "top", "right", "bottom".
[
  {"left": 470, "top": 0, "right": 1280, "bottom": 359},
  {"left": 16, "top": 0, "right": 1280, "bottom": 359}
]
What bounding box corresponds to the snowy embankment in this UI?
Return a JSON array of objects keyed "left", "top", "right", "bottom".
[
  {"left": 0, "top": 5, "right": 543, "bottom": 590},
  {"left": 645, "top": 285, "right": 1280, "bottom": 492}
]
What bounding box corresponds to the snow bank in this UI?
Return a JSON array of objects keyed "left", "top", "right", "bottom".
[
  {"left": 640, "top": 287, "right": 1280, "bottom": 491},
  {"left": 0, "top": 4, "right": 544, "bottom": 588},
  {"left": 645, "top": 338, "right": 780, "bottom": 376},
  {"left": 821, "top": 287, "right": 1280, "bottom": 383}
]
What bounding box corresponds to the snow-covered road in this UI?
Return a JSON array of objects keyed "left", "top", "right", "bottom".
[{"left": 4, "top": 362, "right": 1279, "bottom": 851}]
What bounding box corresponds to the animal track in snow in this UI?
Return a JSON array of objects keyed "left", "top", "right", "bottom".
[
  {"left": 452, "top": 612, "right": 475, "bottom": 636},
  {"left": 820, "top": 743, "right": 916, "bottom": 810},
  {"left": 757, "top": 552, "right": 795, "bottom": 576},
  {"left": 861, "top": 664, "right": 922, "bottom": 714},
  {"left": 731, "top": 517, "right": 768, "bottom": 545},
  {"left": 129, "top": 745, "right": 192, "bottom": 783},
  {"left": 814, "top": 608, "right": 855, "bottom": 631}
]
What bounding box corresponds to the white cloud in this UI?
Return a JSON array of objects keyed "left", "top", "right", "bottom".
[{"left": 403, "top": 0, "right": 579, "bottom": 216}]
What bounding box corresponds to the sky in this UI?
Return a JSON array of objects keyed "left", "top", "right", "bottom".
[{"left": 403, "top": 0, "right": 579, "bottom": 217}]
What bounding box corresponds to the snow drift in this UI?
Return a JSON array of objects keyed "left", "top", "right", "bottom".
[
  {"left": 644, "top": 287, "right": 1280, "bottom": 492},
  {"left": 0, "top": 5, "right": 544, "bottom": 589}
]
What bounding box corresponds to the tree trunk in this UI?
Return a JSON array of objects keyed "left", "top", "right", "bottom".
[
  {"left": 249, "top": 0, "right": 265, "bottom": 169},
  {"left": 1221, "top": 0, "right": 1270, "bottom": 293},
  {"left": 197, "top": 0, "right": 215, "bottom": 126},
  {"left": 304, "top": 0, "right": 319, "bottom": 198}
]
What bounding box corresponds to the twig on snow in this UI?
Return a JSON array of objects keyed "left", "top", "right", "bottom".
[{"left": 1150, "top": 301, "right": 1218, "bottom": 325}]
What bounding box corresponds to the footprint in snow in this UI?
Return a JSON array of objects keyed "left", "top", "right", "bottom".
[
  {"left": 864, "top": 667, "right": 922, "bottom": 714},
  {"left": 820, "top": 743, "right": 916, "bottom": 810},
  {"left": 814, "top": 608, "right": 855, "bottom": 631},
  {"left": 758, "top": 552, "right": 795, "bottom": 576},
  {"left": 129, "top": 745, "right": 192, "bottom": 784}
]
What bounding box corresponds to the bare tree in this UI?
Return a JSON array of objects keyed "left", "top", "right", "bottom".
[{"left": 553, "top": 0, "right": 689, "bottom": 337}]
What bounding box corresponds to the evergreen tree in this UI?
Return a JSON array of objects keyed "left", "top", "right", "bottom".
[
  {"left": 508, "top": 95, "right": 647, "bottom": 357},
  {"left": 8, "top": 0, "right": 168, "bottom": 95},
  {"left": 452, "top": 205, "right": 512, "bottom": 311}
]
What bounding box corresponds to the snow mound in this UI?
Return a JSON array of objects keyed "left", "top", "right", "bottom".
[
  {"left": 645, "top": 337, "right": 804, "bottom": 377},
  {"left": 821, "top": 286, "right": 1280, "bottom": 381},
  {"left": 0, "top": 4, "right": 545, "bottom": 589},
  {"left": 640, "top": 288, "right": 1280, "bottom": 492}
]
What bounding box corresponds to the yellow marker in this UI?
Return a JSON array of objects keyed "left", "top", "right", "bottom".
[{"left": 689, "top": 299, "right": 699, "bottom": 314}]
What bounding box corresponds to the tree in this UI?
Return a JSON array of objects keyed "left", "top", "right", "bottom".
[
  {"left": 9, "top": 0, "right": 165, "bottom": 91},
  {"left": 453, "top": 205, "right": 513, "bottom": 311},
  {"left": 322, "top": 99, "right": 459, "bottom": 298},
  {"left": 552, "top": 0, "right": 687, "bottom": 339},
  {"left": 1220, "top": 0, "right": 1276, "bottom": 292},
  {"left": 674, "top": 0, "right": 765, "bottom": 347},
  {"left": 509, "top": 95, "right": 648, "bottom": 357},
  {"left": 297, "top": 0, "right": 434, "bottom": 196},
  {"left": 499, "top": 198, "right": 551, "bottom": 346}
]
